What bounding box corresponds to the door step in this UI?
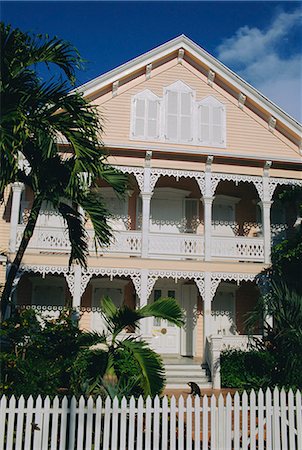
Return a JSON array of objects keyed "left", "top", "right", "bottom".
[{"left": 164, "top": 362, "right": 212, "bottom": 390}]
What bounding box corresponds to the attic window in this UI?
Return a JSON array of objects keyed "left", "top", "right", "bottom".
[
  {"left": 164, "top": 81, "right": 193, "bottom": 143},
  {"left": 130, "top": 81, "right": 226, "bottom": 148},
  {"left": 198, "top": 96, "right": 226, "bottom": 146},
  {"left": 131, "top": 90, "right": 160, "bottom": 140}
]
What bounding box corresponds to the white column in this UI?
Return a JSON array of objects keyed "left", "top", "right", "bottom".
[
  {"left": 72, "top": 265, "right": 82, "bottom": 309},
  {"left": 261, "top": 200, "right": 273, "bottom": 264},
  {"left": 141, "top": 193, "right": 152, "bottom": 258},
  {"left": 203, "top": 156, "right": 214, "bottom": 261},
  {"left": 141, "top": 164, "right": 152, "bottom": 258},
  {"left": 9, "top": 182, "right": 24, "bottom": 252},
  {"left": 140, "top": 269, "right": 150, "bottom": 337},
  {"left": 203, "top": 272, "right": 213, "bottom": 354},
  {"left": 203, "top": 197, "right": 214, "bottom": 261},
  {"left": 261, "top": 163, "right": 272, "bottom": 264}
]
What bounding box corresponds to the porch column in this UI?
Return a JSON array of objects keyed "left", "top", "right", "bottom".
[
  {"left": 262, "top": 162, "right": 273, "bottom": 264},
  {"left": 72, "top": 265, "right": 82, "bottom": 309},
  {"left": 203, "top": 156, "right": 214, "bottom": 261},
  {"left": 141, "top": 152, "right": 153, "bottom": 258},
  {"left": 9, "top": 182, "right": 24, "bottom": 252},
  {"left": 140, "top": 269, "right": 150, "bottom": 337},
  {"left": 261, "top": 201, "right": 273, "bottom": 264},
  {"left": 203, "top": 197, "right": 214, "bottom": 262},
  {"left": 203, "top": 272, "right": 213, "bottom": 353}
]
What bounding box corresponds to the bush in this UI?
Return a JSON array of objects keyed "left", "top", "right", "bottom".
[
  {"left": 220, "top": 349, "right": 275, "bottom": 390},
  {"left": 0, "top": 309, "right": 84, "bottom": 396}
]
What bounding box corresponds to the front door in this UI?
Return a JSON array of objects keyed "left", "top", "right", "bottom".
[
  {"left": 150, "top": 287, "right": 180, "bottom": 354},
  {"left": 181, "top": 284, "right": 197, "bottom": 356}
]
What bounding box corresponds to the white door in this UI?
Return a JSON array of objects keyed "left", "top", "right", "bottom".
[
  {"left": 212, "top": 290, "right": 236, "bottom": 335},
  {"left": 150, "top": 287, "right": 180, "bottom": 354},
  {"left": 91, "top": 286, "right": 123, "bottom": 331},
  {"left": 181, "top": 284, "right": 197, "bottom": 356}
]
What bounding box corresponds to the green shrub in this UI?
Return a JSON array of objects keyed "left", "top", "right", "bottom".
[{"left": 220, "top": 349, "right": 275, "bottom": 390}]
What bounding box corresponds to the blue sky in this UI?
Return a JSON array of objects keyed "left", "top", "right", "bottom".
[{"left": 2, "top": 1, "right": 302, "bottom": 122}]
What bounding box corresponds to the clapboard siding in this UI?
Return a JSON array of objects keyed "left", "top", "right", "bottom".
[{"left": 92, "top": 62, "right": 299, "bottom": 160}]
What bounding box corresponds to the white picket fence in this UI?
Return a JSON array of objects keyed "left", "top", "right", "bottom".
[{"left": 0, "top": 388, "right": 301, "bottom": 450}]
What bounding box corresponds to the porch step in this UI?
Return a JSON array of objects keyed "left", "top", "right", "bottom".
[{"left": 164, "top": 362, "right": 212, "bottom": 390}]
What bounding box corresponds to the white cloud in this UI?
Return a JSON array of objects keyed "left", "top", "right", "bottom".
[{"left": 216, "top": 9, "right": 302, "bottom": 122}]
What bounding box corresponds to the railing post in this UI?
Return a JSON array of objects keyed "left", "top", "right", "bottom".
[
  {"left": 203, "top": 272, "right": 213, "bottom": 356},
  {"left": 9, "top": 183, "right": 24, "bottom": 252},
  {"left": 211, "top": 335, "right": 222, "bottom": 389}
]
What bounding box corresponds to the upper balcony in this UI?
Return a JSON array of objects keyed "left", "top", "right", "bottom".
[{"left": 14, "top": 172, "right": 291, "bottom": 263}]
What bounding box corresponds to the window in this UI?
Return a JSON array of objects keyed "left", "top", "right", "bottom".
[
  {"left": 164, "top": 81, "right": 193, "bottom": 142},
  {"left": 131, "top": 90, "right": 160, "bottom": 140},
  {"left": 130, "top": 81, "right": 226, "bottom": 148},
  {"left": 198, "top": 96, "right": 226, "bottom": 146}
]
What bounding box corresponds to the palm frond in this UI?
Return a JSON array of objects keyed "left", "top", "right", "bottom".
[
  {"left": 80, "top": 191, "right": 113, "bottom": 249},
  {"left": 58, "top": 201, "right": 88, "bottom": 268},
  {"left": 109, "top": 306, "right": 143, "bottom": 339},
  {"left": 118, "top": 337, "right": 165, "bottom": 397},
  {"left": 140, "top": 297, "right": 184, "bottom": 327}
]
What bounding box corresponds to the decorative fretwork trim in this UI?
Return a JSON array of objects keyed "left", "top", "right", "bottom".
[
  {"left": 18, "top": 264, "right": 75, "bottom": 295},
  {"left": 113, "top": 165, "right": 144, "bottom": 192},
  {"left": 147, "top": 269, "right": 204, "bottom": 299},
  {"left": 84, "top": 267, "right": 142, "bottom": 299},
  {"left": 268, "top": 177, "right": 302, "bottom": 201},
  {"left": 150, "top": 168, "right": 205, "bottom": 194},
  {"left": 210, "top": 272, "right": 257, "bottom": 299},
  {"left": 211, "top": 173, "right": 263, "bottom": 199}
]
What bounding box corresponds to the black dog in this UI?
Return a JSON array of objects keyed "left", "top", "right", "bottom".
[{"left": 188, "top": 381, "right": 201, "bottom": 396}]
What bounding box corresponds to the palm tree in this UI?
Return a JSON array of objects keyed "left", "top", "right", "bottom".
[
  {"left": 0, "top": 23, "right": 128, "bottom": 317},
  {"left": 73, "top": 296, "right": 184, "bottom": 398}
]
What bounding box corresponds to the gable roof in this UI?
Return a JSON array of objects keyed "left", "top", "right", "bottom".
[{"left": 76, "top": 35, "right": 301, "bottom": 146}]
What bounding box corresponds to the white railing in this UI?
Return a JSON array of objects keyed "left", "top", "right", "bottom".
[
  {"left": 149, "top": 233, "right": 204, "bottom": 259},
  {"left": 16, "top": 226, "right": 70, "bottom": 252},
  {"left": 211, "top": 236, "right": 264, "bottom": 261},
  {"left": 1, "top": 389, "right": 301, "bottom": 450},
  {"left": 16, "top": 225, "right": 266, "bottom": 261},
  {"left": 16, "top": 225, "right": 142, "bottom": 256}
]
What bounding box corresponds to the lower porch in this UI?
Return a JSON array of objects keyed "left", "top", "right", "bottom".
[{"left": 14, "top": 267, "right": 262, "bottom": 385}]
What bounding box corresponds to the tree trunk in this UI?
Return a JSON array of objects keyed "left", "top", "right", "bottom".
[{"left": 1, "top": 196, "right": 43, "bottom": 318}]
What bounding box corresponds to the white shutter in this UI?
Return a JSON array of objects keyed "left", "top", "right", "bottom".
[
  {"left": 166, "top": 91, "right": 178, "bottom": 140},
  {"left": 134, "top": 98, "right": 146, "bottom": 137},
  {"left": 180, "top": 92, "right": 192, "bottom": 141},
  {"left": 212, "top": 106, "right": 224, "bottom": 145},
  {"left": 147, "top": 99, "right": 158, "bottom": 138},
  {"left": 199, "top": 104, "right": 210, "bottom": 143}
]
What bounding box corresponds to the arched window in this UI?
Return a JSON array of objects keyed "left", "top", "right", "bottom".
[
  {"left": 164, "top": 81, "right": 194, "bottom": 143},
  {"left": 198, "top": 96, "right": 226, "bottom": 147},
  {"left": 131, "top": 90, "right": 160, "bottom": 140}
]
